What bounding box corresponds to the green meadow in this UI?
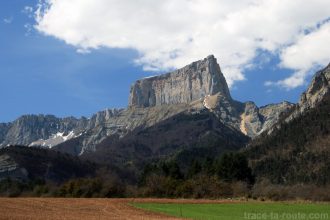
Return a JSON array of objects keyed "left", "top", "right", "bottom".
[{"left": 133, "top": 202, "right": 330, "bottom": 220}]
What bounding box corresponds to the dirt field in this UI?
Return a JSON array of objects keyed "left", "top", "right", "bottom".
[{"left": 0, "top": 198, "right": 190, "bottom": 220}]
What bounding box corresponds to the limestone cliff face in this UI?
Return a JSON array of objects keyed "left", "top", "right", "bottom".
[
  {"left": 129, "top": 55, "right": 231, "bottom": 107},
  {"left": 298, "top": 63, "right": 330, "bottom": 111},
  {"left": 240, "top": 102, "right": 263, "bottom": 137},
  {"left": 0, "top": 115, "right": 88, "bottom": 147},
  {"left": 285, "top": 63, "right": 330, "bottom": 123},
  {"left": 259, "top": 102, "right": 295, "bottom": 132},
  {"left": 239, "top": 101, "right": 294, "bottom": 138}
]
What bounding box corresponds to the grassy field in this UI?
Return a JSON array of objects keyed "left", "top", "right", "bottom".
[{"left": 133, "top": 202, "right": 330, "bottom": 220}]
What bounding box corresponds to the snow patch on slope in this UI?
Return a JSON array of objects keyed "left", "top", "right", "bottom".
[{"left": 29, "top": 131, "right": 80, "bottom": 148}]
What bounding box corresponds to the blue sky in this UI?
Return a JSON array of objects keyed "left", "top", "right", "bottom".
[{"left": 0, "top": 1, "right": 329, "bottom": 122}]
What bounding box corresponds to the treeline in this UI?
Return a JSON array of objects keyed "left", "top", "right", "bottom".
[
  {"left": 1, "top": 151, "right": 329, "bottom": 201},
  {"left": 0, "top": 152, "right": 253, "bottom": 198},
  {"left": 0, "top": 172, "right": 125, "bottom": 198},
  {"left": 137, "top": 152, "right": 254, "bottom": 198}
]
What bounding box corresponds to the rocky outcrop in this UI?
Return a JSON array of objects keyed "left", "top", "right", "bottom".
[
  {"left": 240, "top": 102, "right": 263, "bottom": 137},
  {"left": 259, "top": 102, "right": 294, "bottom": 132},
  {"left": 0, "top": 115, "right": 89, "bottom": 147},
  {"left": 285, "top": 63, "right": 330, "bottom": 123},
  {"left": 239, "top": 101, "right": 294, "bottom": 138},
  {"left": 129, "top": 55, "right": 231, "bottom": 107},
  {"left": 298, "top": 64, "right": 330, "bottom": 111},
  {"left": 301, "top": 63, "right": 330, "bottom": 106},
  {"left": 0, "top": 123, "right": 10, "bottom": 145},
  {"left": 0, "top": 154, "right": 28, "bottom": 181}
]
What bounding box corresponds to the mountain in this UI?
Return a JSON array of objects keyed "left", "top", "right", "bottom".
[
  {"left": 83, "top": 110, "right": 249, "bottom": 175},
  {"left": 0, "top": 56, "right": 329, "bottom": 199},
  {"left": 0, "top": 55, "right": 293, "bottom": 155},
  {"left": 0, "top": 115, "right": 88, "bottom": 147},
  {"left": 246, "top": 63, "right": 330, "bottom": 185}
]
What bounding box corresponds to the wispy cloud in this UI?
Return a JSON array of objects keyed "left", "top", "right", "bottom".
[
  {"left": 24, "top": 23, "right": 33, "bottom": 36},
  {"left": 3, "top": 17, "right": 13, "bottom": 24},
  {"left": 33, "top": 0, "right": 330, "bottom": 88},
  {"left": 22, "top": 6, "right": 34, "bottom": 18}
]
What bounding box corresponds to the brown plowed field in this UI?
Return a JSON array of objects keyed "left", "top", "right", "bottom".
[{"left": 0, "top": 198, "right": 188, "bottom": 220}]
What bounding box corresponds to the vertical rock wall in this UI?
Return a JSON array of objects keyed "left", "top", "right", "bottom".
[{"left": 129, "top": 55, "right": 231, "bottom": 107}]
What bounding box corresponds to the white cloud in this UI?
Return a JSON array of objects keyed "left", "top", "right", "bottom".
[
  {"left": 265, "top": 70, "right": 306, "bottom": 90},
  {"left": 34, "top": 0, "right": 330, "bottom": 88},
  {"left": 23, "top": 6, "right": 33, "bottom": 14},
  {"left": 22, "top": 6, "right": 34, "bottom": 18},
  {"left": 267, "top": 22, "right": 330, "bottom": 89},
  {"left": 24, "top": 23, "right": 33, "bottom": 36}
]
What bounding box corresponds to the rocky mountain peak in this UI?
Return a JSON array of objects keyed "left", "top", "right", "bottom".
[
  {"left": 298, "top": 63, "right": 330, "bottom": 110},
  {"left": 128, "top": 55, "right": 231, "bottom": 108}
]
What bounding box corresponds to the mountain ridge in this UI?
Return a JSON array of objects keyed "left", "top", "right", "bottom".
[{"left": 1, "top": 55, "right": 324, "bottom": 155}]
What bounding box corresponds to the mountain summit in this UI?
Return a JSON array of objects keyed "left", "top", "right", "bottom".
[
  {"left": 129, "top": 55, "right": 231, "bottom": 107},
  {"left": 0, "top": 56, "right": 296, "bottom": 154}
]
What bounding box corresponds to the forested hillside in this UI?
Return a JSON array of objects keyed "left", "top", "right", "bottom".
[{"left": 246, "top": 93, "right": 330, "bottom": 185}]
